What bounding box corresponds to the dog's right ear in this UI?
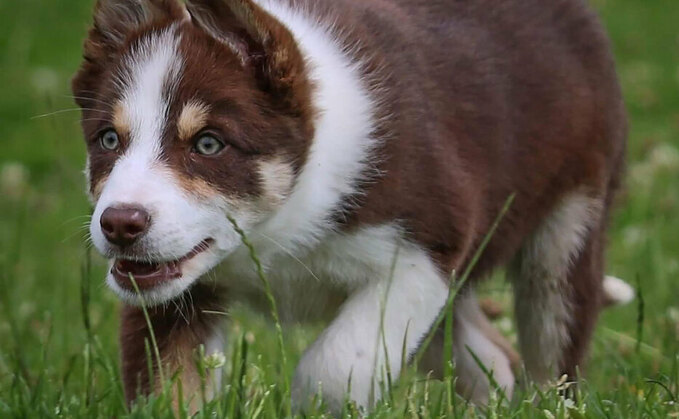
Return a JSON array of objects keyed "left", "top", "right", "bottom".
[
  {"left": 73, "top": 0, "right": 186, "bottom": 107},
  {"left": 185, "top": 0, "right": 312, "bottom": 119}
]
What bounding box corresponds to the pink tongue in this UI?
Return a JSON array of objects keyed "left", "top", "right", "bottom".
[
  {"left": 116, "top": 260, "right": 161, "bottom": 276},
  {"left": 114, "top": 259, "right": 182, "bottom": 280}
]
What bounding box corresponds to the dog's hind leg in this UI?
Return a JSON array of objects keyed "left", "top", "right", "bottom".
[
  {"left": 558, "top": 226, "right": 607, "bottom": 379},
  {"left": 510, "top": 192, "right": 605, "bottom": 384}
]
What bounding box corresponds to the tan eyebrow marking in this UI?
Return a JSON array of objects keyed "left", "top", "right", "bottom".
[
  {"left": 112, "top": 102, "right": 131, "bottom": 135},
  {"left": 177, "top": 101, "right": 210, "bottom": 140},
  {"left": 258, "top": 157, "right": 295, "bottom": 209}
]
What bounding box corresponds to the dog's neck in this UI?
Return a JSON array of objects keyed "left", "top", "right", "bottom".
[{"left": 249, "top": 2, "right": 381, "bottom": 258}]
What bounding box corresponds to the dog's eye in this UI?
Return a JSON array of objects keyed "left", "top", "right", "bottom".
[
  {"left": 194, "top": 134, "right": 226, "bottom": 156},
  {"left": 100, "top": 129, "right": 120, "bottom": 151}
]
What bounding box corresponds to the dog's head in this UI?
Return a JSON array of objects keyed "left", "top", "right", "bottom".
[{"left": 73, "top": 0, "right": 314, "bottom": 305}]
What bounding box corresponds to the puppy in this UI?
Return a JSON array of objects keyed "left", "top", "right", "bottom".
[{"left": 73, "top": 0, "right": 627, "bottom": 412}]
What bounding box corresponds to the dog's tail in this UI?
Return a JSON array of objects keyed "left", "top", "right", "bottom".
[{"left": 602, "top": 275, "right": 635, "bottom": 306}]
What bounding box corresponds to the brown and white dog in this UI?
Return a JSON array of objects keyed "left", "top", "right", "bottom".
[{"left": 73, "top": 0, "right": 631, "bottom": 412}]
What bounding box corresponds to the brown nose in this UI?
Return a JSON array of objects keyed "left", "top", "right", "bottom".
[{"left": 100, "top": 206, "right": 150, "bottom": 247}]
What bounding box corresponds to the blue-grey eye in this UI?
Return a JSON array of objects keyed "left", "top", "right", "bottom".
[
  {"left": 195, "top": 134, "right": 226, "bottom": 156},
  {"left": 100, "top": 129, "right": 120, "bottom": 151}
]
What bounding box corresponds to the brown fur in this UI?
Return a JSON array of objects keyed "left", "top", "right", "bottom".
[
  {"left": 186, "top": 0, "right": 316, "bottom": 126},
  {"left": 120, "top": 283, "right": 224, "bottom": 406}
]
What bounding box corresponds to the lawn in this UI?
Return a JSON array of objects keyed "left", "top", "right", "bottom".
[{"left": 1, "top": 0, "right": 678, "bottom": 417}]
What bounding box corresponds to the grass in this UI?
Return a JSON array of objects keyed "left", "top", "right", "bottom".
[{"left": 1, "top": 0, "right": 679, "bottom": 417}]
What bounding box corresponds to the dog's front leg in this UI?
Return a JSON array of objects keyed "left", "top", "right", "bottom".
[
  {"left": 120, "top": 284, "right": 225, "bottom": 412},
  {"left": 292, "top": 249, "right": 449, "bottom": 413}
]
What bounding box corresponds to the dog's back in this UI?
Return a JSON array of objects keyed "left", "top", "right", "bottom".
[{"left": 304, "top": 0, "right": 626, "bottom": 273}]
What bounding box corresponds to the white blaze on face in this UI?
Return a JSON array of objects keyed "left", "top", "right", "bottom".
[
  {"left": 91, "top": 27, "right": 187, "bottom": 256},
  {"left": 122, "top": 27, "right": 182, "bottom": 164}
]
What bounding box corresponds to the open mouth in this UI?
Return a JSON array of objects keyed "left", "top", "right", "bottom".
[{"left": 112, "top": 239, "right": 214, "bottom": 291}]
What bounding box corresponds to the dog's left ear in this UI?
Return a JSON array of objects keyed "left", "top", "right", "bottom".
[
  {"left": 73, "top": 0, "right": 187, "bottom": 107},
  {"left": 85, "top": 0, "right": 187, "bottom": 58},
  {"left": 92, "top": 0, "right": 186, "bottom": 49},
  {"left": 186, "top": 0, "right": 311, "bottom": 116}
]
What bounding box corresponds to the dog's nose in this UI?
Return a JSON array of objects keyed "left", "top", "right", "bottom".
[{"left": 100, "top": 206, "right": 150, "bottom": 247}]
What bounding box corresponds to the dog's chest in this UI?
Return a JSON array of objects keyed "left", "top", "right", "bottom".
[{"left": 215, "top": 225, "right": 403, "bottom": 323}]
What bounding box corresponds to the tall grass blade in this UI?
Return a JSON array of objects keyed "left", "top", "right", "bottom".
[
  {"left": 226, "top": 215, "right": 290, "bottom": 416},
  {"left": 129, "top": 274, "right": 166, "bottom": 386},
  {"left": 413, "top": 194, "right": 515, "bottom": 367},
  {"left": 443, "top": 282, "right": 455, "bottom": 413},
  {"left": 372, "top": 244, "right": 400, "bottom": 408},
  {"left": 635, "top": 274, "right": 645, "bottom": 354},
  {"left": 466, "top": 344, "right": 506, "bottom": 403}
]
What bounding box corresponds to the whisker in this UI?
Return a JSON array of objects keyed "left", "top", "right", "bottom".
[
  {"left": 258, "top": 232, "right": 321, "bottom": 282},
  {"left": 63, "top": 94, "right": 112, "bottom": 107},
  {"left": 63, "top": 228, "right": 91, "bottom": 244},
  {"left": 59, "top": 214, "right": 93, "bottom": 228},
  {"left": 172, "top": 299, "right": 190, "bottom": 325},
  {"left": 31, "top": 108, "right": 108, "bottom": 120},
  {"left": 186, "top": 288, "right": 196, "bottom": 320},
  {"left": 174, "top": 294, "right": 188, "bottom": 330},
  {"left": 83, "top": 234, "right": 95, "bottom": 249},
  {"left": 202, "top": 310, "right": 231, "bottom": 317},
  {"left": 208, "top": 270, "right": 218, "bottom": 284},
  {"left": 77, "top": 88, "right": 106, "bottom": 96},
  {"left": 77, "top": 118, "right": 110, "bottom": 123}
]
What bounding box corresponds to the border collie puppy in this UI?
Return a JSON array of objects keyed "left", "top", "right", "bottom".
[{"left": 73, "top": 0, "right": 628, "bottom": 412}]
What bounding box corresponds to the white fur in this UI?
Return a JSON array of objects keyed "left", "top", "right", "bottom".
[
  {"left": 510, "top": 193, "right": 602, "bottom": 382},
  {"left": 248, "top": 1, "right": 379, "bottom": 259},
  {"left": 119, "top": 26, "right": 181, "bottom": 154}
]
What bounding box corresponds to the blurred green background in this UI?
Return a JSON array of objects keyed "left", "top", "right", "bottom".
[{"left": 1, "top": 0, "right": 678, "bottom": 416}]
